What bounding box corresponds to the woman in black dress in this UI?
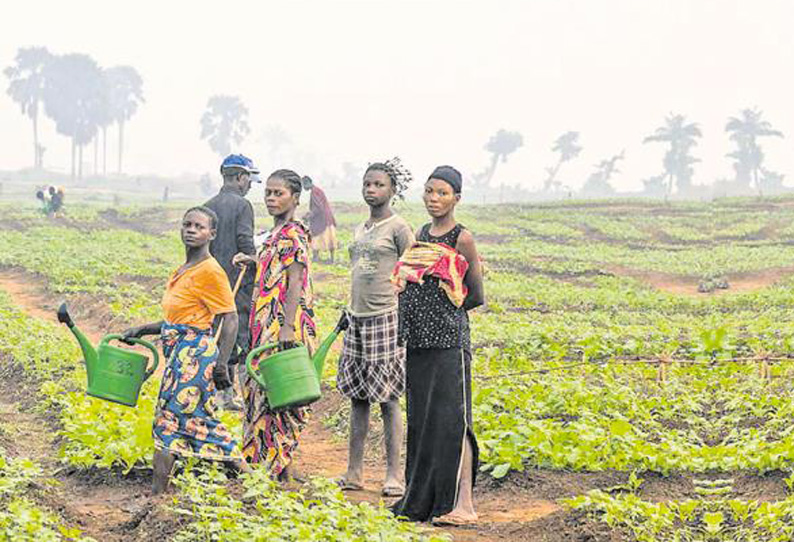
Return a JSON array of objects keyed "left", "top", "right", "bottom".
[{"left": 391, "top": 165, "right": 485, "bottom": 525}]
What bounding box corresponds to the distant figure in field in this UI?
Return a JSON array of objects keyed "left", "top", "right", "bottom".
[
  {"left": 204, "top": 154, "right": 260, "bottom": 411},
  {"left": 35, "top": 188, "right": 49, "bottom": 215},
  {"left": 36, "top": 185, "right": 64, "bottom": 217},
  {"left": 302, "top": 176, "right": 338, "bottom": 263}
]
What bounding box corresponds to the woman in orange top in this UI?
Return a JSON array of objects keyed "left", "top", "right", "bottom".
[{"left": 123, "top": 206, "right": 241, "bottom": 494}]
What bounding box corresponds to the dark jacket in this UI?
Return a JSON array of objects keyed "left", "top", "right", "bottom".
[{"left": 205, "top": 186, "right": 256, "bottom": 356}]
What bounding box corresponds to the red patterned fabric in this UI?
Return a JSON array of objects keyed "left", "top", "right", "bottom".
[
  {"left": 391, "top": 242, "right": 469, "bottom": 308},
  {"left": 308, "top": 186, "right": 337, "bottom": 235},
  {"left": 242, "top": 221, "right": 316, "bottom": 474}
]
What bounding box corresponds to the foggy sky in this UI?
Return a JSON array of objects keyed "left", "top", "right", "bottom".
[{"left": 1, "top": 0, "right": 793, "bottom": 192}]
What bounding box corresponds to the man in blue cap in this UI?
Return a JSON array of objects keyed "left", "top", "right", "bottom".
[{"left": 205, "top": 153, "right": 260, "bottom": 410}]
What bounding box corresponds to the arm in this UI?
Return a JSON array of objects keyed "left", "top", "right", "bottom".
[
  {"left": 237, "top": 201, "right": 256, "bottom": 256},
  {"left": 395, "top": 223, "right": 416, "bottom": 257},
  {"left": 456, "top": 230, "right": 485, "bottom": 311},
  {"left": 210, "top": 312, "right": 238, "bottom": 390},
  {"left": 278, "top": 262, "right": 305, "bottom": 344},
  {"left": 122, "top": 321, "right": 164, "bottom": 341},
  {"left": 215, "top": 312, "right": 238, "bottom": 366},
  {"left": 232, "top": 252, "right": 257, "bottom": 267}
]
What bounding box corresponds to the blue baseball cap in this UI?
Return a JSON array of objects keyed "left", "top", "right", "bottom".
[{"left": 220, "top": 154, "right": 261, "bottom": 182}]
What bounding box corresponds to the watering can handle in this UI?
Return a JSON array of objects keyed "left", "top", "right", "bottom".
[
  {"left": 102, "top": 334, "right": 160, "bottom": 381},
  {"left": 245, "top": 343, "right": 281, "bottom": 390}
]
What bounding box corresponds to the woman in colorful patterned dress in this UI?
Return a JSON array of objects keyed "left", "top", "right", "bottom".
[
  {"left": 123, "top": 206, "right": 242, "bottom": 495},
  {"left": 232, "top": 169, "right": 317, "bottom": 481}
]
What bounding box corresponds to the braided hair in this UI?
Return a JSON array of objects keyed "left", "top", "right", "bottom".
[
  {"left": 365, "top": 156, "right": 413, "bottom": 201},
  {"left": 268, "top": 169, "right": 303, "bottom": 197}
]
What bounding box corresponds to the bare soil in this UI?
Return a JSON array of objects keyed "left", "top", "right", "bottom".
[
  {"left": 0, "top": 270, "right": 564, "bottom": 541},
  {"left": 3, "top": 266, "right": 789, "bottom": 541},
  {"left": 605, "top": 264, "right": 794, "bottom": 297}
]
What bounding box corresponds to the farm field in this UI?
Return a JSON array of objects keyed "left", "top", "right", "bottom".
[{"left": 4, "top": 197, "right": 794, "bottom": 540}]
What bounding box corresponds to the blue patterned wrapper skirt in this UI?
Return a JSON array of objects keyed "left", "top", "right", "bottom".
[{"left": 153, "top": 323, "right": 238, "bottom": 460}]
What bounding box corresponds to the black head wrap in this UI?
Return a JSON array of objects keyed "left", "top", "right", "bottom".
[{"left": 428, "top": 165, "right": 462, "bottom": 194}]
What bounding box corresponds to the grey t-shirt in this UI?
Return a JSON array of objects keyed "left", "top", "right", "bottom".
[{"left": 349, "top": 214, "right": 415, "bottom": 317}]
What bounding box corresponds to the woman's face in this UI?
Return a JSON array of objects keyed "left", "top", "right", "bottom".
[
  {"left": 181, "top": 210, "right": 215, "bottom": 248},
  {"left": 423, "top": 178, "right": 459, "bottom": 218},
  {"left": 362, "top": 170, "right": 394, "bottom": 207},
  {"left": 265, "top": 177, "right": 298, "bottom": 217}
]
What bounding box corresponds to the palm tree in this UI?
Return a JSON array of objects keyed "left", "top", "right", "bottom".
[
  {"left": 104, "top": 66, "right": 144, "bottom": 175},
  {"left": 474, "top": 129, "right": 523, "bottom": 187},
  {"left": 644, "top": 114, "right": 702, "bottom": 196},
  {"left": 200, "top": 95, "right": 250, "bottom": 157},
  {"left": 725, "top": 108, "right": 783, "bottom": 196},
  {"left": 42, "top": 53, "right": 105, "bottom": 179},
  {"left": 580, "top": 151, "right": 624, "bottom": 198},
  {"left": 544, "top": 131, "right": 582, "bottom": 192},
  {"left": 4, "top": 47, "right": 52, "bottom": 169}
]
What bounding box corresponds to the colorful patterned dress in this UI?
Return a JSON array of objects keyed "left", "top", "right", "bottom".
[{"left": 242, "top": 221, "right": 317, "bottom": 474}]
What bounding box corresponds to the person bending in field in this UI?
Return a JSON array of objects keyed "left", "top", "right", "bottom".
[
  {"left": 336, "top": 157, "right": 415, "bottom": 497},
  {"left": 390, "top": 165, "right": 485, "bottom": 525},
  {"left": 205, "top": 154, "right": 260, "bottom": 412},
  {"left": 301, "top": 176, "right": 338, "bottom": 263},
  {"left": 232, "top": 169, "right": 317, "bottom": 481},
  {"left": 49, "top": 185, "right": 64, "bottom": 217},
  {"left": 123, "top": 206, "right": 245, "bottom": 494}
]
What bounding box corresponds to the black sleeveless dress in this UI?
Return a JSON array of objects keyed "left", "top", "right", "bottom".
[{"left": 392, "top": 223, "right": 479, "bottom": 522}]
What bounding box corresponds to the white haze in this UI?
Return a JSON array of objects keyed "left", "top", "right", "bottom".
[{"left": 0, "top": 0, "right": 792, "bottom": 192}]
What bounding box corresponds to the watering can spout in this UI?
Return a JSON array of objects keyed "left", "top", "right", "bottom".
[
  {"left": 311, "top": 334, "right": 335, "bottom": 380},
  {"left": 57, "top": 303, "right": 98, "bottom": 370},
  {"left": 311, "top": 311, "right": 351, "bottom": 379}
]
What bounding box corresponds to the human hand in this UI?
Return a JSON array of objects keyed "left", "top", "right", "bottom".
[
  {"left": 335, "top": 311, "right": 351, "bottom": 333},
  {"left": 232, "top": 253, "right": 255, "bottom": 267},
  {"left": 213, "top": 361, "right": 233, "bottom": 390},
  {"left": 121, "top": 326, "right": 143, "bottom": 344},
  {"left": 278, "top": 324, "right": 296, "bottom": 347}
]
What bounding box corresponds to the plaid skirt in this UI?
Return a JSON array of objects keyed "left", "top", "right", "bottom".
[{"left": 337, "top": 309, "right": 405, "bottom": 402}]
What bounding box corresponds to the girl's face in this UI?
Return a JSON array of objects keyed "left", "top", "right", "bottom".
[
  {"left": 181, "top": 210, "right": 215, "bottom": 248},
  {"left": 423, "top": 178, "right": 459, "bottom": 218},
  {"left": 265, "top": 176, "right": 298, "bottom": 217},
  {"left": 362, "top": 169, "right": 394, "bottom": 207}
]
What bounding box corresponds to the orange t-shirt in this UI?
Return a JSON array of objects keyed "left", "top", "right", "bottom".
[{"left": 161, "top": 257, "right": 236, "bottom": 329}]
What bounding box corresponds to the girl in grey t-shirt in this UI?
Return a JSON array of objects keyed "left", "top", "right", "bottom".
[{"left": 337, "top": 158, "right": 414, "bottom": 497}]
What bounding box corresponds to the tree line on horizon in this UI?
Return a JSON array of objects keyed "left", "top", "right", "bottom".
[
  {"left": 472, "top": 109, "right": 785, "bottom": 199},
  {"left": 4, "top": 46, "right": 144, "bottom": 179},
  {"left": 6, "top": 45, "right": 786, "bottom": 199},
  {"left": 196, "top": 97, "right": 788, "bottom": 199}
]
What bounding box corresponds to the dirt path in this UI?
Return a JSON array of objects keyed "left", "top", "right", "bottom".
[
  {"left": 0, "top": 270, "right": 560, "bottom": 541},
  {"left": 606, "top": 265, "right": 794, "bottom": 297},
  {"left": 0, "top": 376, "right": 154, "bottom": 541}
]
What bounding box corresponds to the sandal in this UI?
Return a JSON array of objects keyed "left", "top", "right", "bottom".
[
  {"left": 381, "top": 484, "right": 405, "bottom": 497},
  {"left": 431, "top": 513, "right": 479, "bottom": 527},
  {"left": 335, "top": 477, "right": 364, "bottom": 491}
]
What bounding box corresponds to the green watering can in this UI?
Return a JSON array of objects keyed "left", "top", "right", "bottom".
[
  {"left": 57, "top": 303, "right": 159, "bottom": 407},
  {"left": 246, "top": 312, "right": 349, "bottom": 410}
]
